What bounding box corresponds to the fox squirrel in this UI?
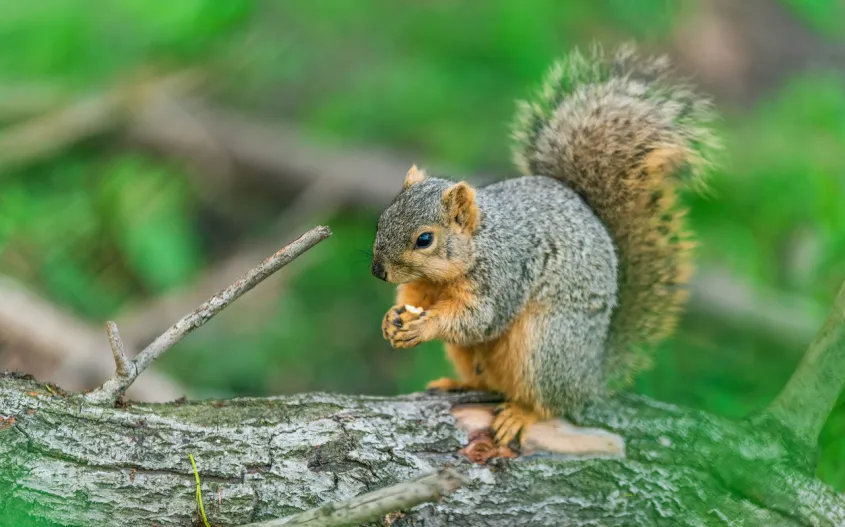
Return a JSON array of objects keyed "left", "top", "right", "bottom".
[{"left": 370, "top": 43, "right": 719, "bottom": 446}]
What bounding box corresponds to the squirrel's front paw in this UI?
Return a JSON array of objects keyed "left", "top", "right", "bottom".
[{"left": 382, "top": 304, "right": 429, "bottom": 349}]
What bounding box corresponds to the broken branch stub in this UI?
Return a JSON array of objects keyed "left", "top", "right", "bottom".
[
  {"left": 105, "top": 321, "right": 132, "bottom": 377},
  {"left": 84, "top": 226, "right": 332, "bottom": 405}
]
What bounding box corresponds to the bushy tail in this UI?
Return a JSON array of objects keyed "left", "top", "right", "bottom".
[{"left": 511, "top": 43, "right": 720, "bottom": 387}]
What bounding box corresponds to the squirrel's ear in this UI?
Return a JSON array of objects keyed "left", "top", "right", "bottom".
[
  {"left": 443, "top": 181, "right": 479, "bottom": 233},
  {"left": 403, "top": 164, "right": 427, "bottom": 189}
]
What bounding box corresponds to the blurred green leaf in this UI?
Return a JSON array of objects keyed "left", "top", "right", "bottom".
[
  {"left": 781, "top": 0, "right": 845, "bottom": 37},
  {"left": 102, "top": 155, "right": 202, "bottom": 294}
]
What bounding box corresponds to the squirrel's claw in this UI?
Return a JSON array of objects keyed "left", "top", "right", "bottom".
[{"left": 492, "top": 403, "right": 540, "bottom": 447}]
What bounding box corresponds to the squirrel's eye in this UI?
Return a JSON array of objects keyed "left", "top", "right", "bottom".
[{"left": 414, "top": 232, "right": 434, "bottom": 249}]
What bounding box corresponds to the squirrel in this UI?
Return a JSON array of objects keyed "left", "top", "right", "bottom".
[{"left": 370, "top": 43, "right": 719, "bottom": 447}]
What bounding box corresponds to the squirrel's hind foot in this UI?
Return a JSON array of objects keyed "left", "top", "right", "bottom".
[{"left": 491, "top": 403, "right": 542, "bottom": 447}]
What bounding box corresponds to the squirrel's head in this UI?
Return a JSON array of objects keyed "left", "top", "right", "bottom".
[{"left": 371, "top": 165, "right": 480, "bottom": 284}]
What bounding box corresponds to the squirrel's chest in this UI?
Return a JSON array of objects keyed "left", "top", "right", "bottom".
[{"left": 450, "top": 304, "right": 542, "bottom": 410}]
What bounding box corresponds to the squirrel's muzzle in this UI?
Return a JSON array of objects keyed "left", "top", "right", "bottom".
[{"left": 371, "top": 259, "right": 387, "bottom": 281}]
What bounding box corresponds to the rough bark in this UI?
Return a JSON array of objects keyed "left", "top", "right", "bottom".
[{"left": 1, "top": 372, "right": 843, "bottom": 527}]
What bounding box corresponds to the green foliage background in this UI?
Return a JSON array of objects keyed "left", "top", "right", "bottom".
[{"left": 1, "top": 0, "right": 844, "bottom": 491}]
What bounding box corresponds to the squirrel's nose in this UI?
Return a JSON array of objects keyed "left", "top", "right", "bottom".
[{"left": 371, "top": 259, "right": 387, "bottom": 281}]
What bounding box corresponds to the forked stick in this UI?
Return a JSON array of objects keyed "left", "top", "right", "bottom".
[{"left": 85, "top": 226, "right": 332, "bottom": 405}]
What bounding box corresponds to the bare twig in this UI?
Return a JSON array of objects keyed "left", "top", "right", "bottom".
[
  {"left": 764, "top": 281, "right": 845, "bottom": 446},
  {"left": 239, "top": 468, "right": 467, "bottom": 527},
  {"left": 114, "top": 177, "right": 344, "bottom": 345},
  {"left": 84, "top": 226, "right": 332, "bottom": 405}
]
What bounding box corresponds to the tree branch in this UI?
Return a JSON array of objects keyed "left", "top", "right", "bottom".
[
  {"left": 763, "top": 281, "right": 845, "bottom": 446},
  {"left": 2, "top": 374, "right": 843, "bottom": 526},
  {"left": 242, "top": 469, "right": 466, "bottom": 527},
  {"left": 84, "top": 226, "right": 332, "bottom": 405}
]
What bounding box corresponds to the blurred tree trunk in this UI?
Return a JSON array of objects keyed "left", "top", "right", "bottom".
[{"left": 1, "top": 372, "right": 843, "bottom": 527}]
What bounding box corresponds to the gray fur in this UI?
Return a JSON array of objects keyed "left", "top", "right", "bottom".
[
  {"left": 374, "top": 178, "right": 452, "bottom": 262},
  {"left": 375, "top": 175, "right": 617, "bottom": 415}
]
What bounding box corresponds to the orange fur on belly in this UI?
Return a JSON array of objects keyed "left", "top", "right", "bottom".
[
  {"left": 400, "top": 279, "right": 551, "bottom": 419},
  {"left": 449, "top": 304, "right": 551, "bottom": 419}
]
